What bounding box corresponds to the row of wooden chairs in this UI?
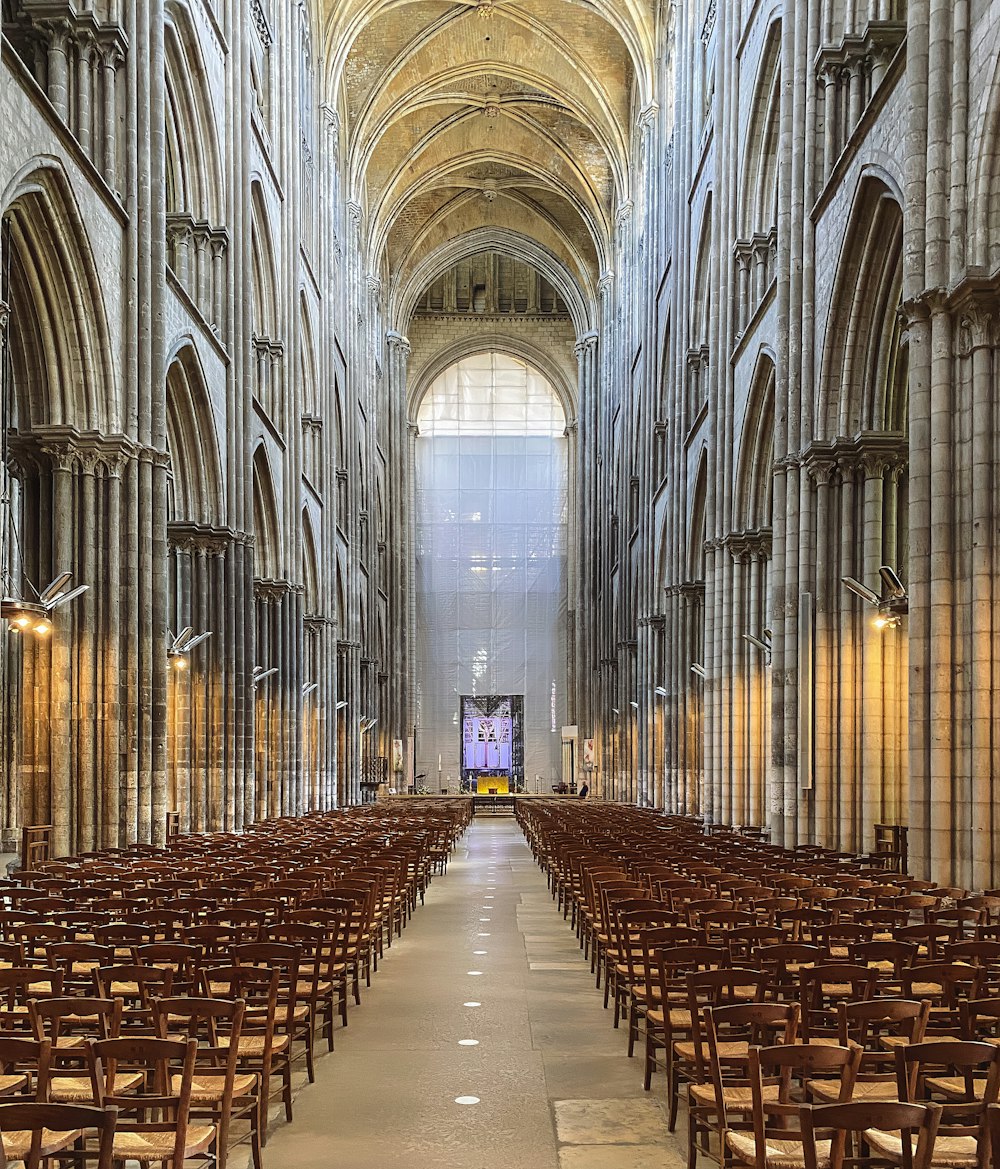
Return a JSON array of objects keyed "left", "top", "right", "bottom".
[
  {"left": 0, "top": 801, "right": 471, "bottom": 1166},
  {"left": 518, "top": 801, "right": 1000, "bottom": 1169}
]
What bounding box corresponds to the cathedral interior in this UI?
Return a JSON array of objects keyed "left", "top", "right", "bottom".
[
  {"left": 4, "top": 0, "right": 1000, "bottom": 1164},
  {"left": 2, "top": 0, "right": 1000, "bottom": 881}
]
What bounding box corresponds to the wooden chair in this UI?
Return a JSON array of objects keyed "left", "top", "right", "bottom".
[
  {"left": 153, "top": 996, "right": 258, "bottom": 1169},
  {"left": 725, "top": 1043, "right": 862, "bottom": 1169},
  {"left": 0, "top": 970, "right": 63, "bottom": 1034},
  {"left": 883, "top": 1040, "right": 1000, "bottom": 1168},
  {"left": 799, "top": 1100, "right": 941, "bottom": 1169},
  {"left": 0, "top": 1037, "right": 52, "bottom": 1103},
  {"left": 201, "top": 965, "right": 289, "bottom": 1145},
  {"left": 0, "top": 1100, "right": 117, "bottom": 1169},
  {"left": 798, "top": 964, "right": 877, "bottom": 1041},
  {"left": 28, "top": 999, "right": 137, "bottom": 1104},
  {"left": 89, "top": 1035, "right": 215, "bottom": 1167},
  {"left": 93, "top": 964, "right": 174, "bottom": 1033},
  {"left": 808, "top": 999, "right": 931, "bottom": 1103},
  {"left": 671, "top": 968, "right": 768, "bottom": 1133},
  {"left": 688, "top": 1001, "right": 799, "bottom": 1169}
]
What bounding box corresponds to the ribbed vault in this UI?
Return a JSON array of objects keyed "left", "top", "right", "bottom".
[{"left": 322, "top": 0, "right": 654, "bottom": 329}]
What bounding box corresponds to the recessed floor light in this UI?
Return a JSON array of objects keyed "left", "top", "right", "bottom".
[
  {"left": 455, "top": 1096, "right": 480, "bottom": 1105},
  {"left": 478, "top": 933, "right": 490, "bottom": 937},
  {"left": 473, "top": 950, "right": 487, "bottom": 955},
  {"left": 458, "top": 1039, "right": 480, "bottom": 1046},
  {"left": 480, "top": 917, "right": 491, "bottom": 922},
  {"left": 468, "top": 970, "right": 483, "bottom": 976},
  {"left": 463, "top": 1001, "right": 481, "bottom": 1007}
]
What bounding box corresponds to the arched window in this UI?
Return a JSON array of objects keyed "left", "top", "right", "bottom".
[{"left": 414, "top": 352, "right": 569, "bottom": 794}]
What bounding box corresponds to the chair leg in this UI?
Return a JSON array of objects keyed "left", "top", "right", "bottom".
[{"left": 283, "top": 1056, "right": 293, "bottom": 1123}]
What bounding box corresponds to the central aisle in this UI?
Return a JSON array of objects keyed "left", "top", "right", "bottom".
[{"left": 266, "top": 817, "right": 685, "bottom": 1169}]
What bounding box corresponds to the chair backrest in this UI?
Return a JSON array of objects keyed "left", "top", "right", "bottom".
[
  {"left": 799, "top": 1100, "right": 940, "bottom": 1169},
  {"left": 0, "top": 1036, "right": 52, "bottom": 1101},
  {"left": 0, "top": 1101, "right": 117, "bottom": 1169},
  {"left": 895, "top": 1039, "right": 1000, "bottom": 1128},
  {"left": 153, "top": 996, "right": 245, "bottom": 1109},
  {"left": 89, "top": 1035, "right": 198, "bottom": 1165},
  {"left": 30, "top": 997, "right": 123, "bottom": 1047}
]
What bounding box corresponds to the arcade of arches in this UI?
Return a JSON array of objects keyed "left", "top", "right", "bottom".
[{"left": 1, "top": 0, "right": 1000, "bottom": 890}]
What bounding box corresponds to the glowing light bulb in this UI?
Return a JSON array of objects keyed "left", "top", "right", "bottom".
[
  {"left": 173, "top": 655, "right": 188, "bottom": 671},
  {"left": 872, "top": 615, "right": 889, "bottom": 631},
  {"left": 33, "top": 619, "right": 51, "bottom": 636}
]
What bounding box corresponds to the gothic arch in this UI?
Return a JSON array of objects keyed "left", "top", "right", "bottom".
[
  {"left": 407, "top": 333, "right": 576, "bottom": 425},
  {"left": 739, "top": 20, "right": 781, "bottom": 237},
  {"left": 165, "top": 341, "right": 224, "bottom": 526},
  {"left": 688, "top": 449, "right": 709, "bottom": 582},
  {"left": 250, "top": 182, "right": 279, "bottom": 340},
  {"left": 252, "top": 445, "right": 281, "bottom": 580},
  {"left": 164, "top": 1, "right": 222, "bottom": 221},
  {"left": 395, "top": 227, "right": 595, "bottom": 337},
  {"left": 302, "top": 506, "right": 320, "bottom": 613},
  {"left": 299, "top": 293, "right": 319, "bottom": 416},
  {"left": 2, "top": 161, "right": 116, "bottom": 434},
  {"left": 690, "top": 194, "right": 714, "bottom": 348},
  {"left": 818, "top": 175, "right": 904, "bottom": 439},
  {"left": 734, "top": 352, "right": 775, "bottom": 533}
]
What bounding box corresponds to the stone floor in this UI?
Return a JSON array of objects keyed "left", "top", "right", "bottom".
[{"left": 265, "top": 816, "right": 687, "bottom": 1169}]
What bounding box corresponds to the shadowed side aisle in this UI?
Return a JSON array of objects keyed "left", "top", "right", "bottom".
[{"left": 265, "top": 816, "right": 686, "bottom": 1169}]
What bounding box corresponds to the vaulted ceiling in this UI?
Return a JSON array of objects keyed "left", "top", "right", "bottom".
[{"left": 322, "top": 0, "right": 655, "bottom": 329}]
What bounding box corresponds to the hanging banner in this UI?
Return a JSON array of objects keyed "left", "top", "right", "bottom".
[
  {"left": 392, "top": 739, "right": 403, "bottom": 772},
  {"left": 582, "top": 737, "right": 595, "bottom": 767}
]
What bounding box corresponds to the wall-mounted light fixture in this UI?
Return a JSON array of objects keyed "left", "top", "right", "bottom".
[
  {"left": 841, "top": 565, "right": 908, "bottom": 630},
  {"left": 611, "top": 707, "right": 620, "bottom": 716},
  {"left": 654, "top": 685, "right": 668, "bottom": 698},
  {"left": 252, "top": 665, "right": 278, "bottom": 688},
  {"left": 167, "top": 626, "right": 212, "bottom": 670},
  {"left": 302, "top": 682, "right": 319, "bottom": 696},
  {"left": 742, "top": 628, "right": 772, "bottom": 663},
  {"left": 1, "top": 571, "right": 89, "bottom": 636},
  {"left": 629, "top": 700, "right": 639, "bottom": 710},
  {"left": 335, "top": 700, "right": 348, "bottom": 710},
  {"left": 690, "top": 663, "right": 707, "bottom": 679}
]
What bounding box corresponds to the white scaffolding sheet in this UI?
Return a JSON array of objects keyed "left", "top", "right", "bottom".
[{"left": 415, "top": 353, "right": 568, "bottom": 790}]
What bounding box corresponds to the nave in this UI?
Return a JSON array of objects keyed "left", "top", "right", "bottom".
[{"left": 268, "top": 816, "right": 681, "bottom": 1169}]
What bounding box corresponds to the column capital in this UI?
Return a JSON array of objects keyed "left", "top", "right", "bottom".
[
  {"left": 574, "top": 331, "right": 599, "bottom": 358},
  {"left": 386, "top": 330, "right": 410, "bottom": 355},
  {"left": 637, "top": 103, "right": 659, "bottom": 134},
  {"left": 615, "top": 200, "right": 634, "bottom": 230},
  {"left": 598, "top": 271, "right": 615, "bottom": 297}
]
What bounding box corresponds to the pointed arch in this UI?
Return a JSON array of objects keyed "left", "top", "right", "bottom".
[
  {"left": 165, "top": 341, "right": 224, "bottom": 526},
  {"left": 688, "top": 449, "right": 709, "bottom": 582},
  {"left": 3, "top": 161, "right": 116, "bottom": 433},
  {"left": 252, "top": 446, "right": 281, "bottom": 580},
  {"left": 818, "top": 175, "right": 904, "bottom": 439},
  {"left": 690, "top": 194, "right": 714, "bottom": 349},
  {"left": 734, "top": 352, "right": 775, "bottom": 533},
  {"left": 302, "top": 507, "right": 320, "bottom": 613},
  {"left": 299, "top": 293, "right": 319, "bottom": 416},
  {"left": 163, "top": 0, "right": 222, "bottom": 221},
  {"left": 740, "top": 20, "right": 781, "bottom": 237},
  {"left": 250, "top": 182, "right": 279, "bottom": 340}
]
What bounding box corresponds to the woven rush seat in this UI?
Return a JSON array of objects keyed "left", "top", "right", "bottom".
[
  {"left": 924, "top": 1074, "right": 990, "bottom": 1099},
  {"left": 674, "top": 1038, "right": 748, "bottom": 1061},
  {"left": 112, "top": 1123, "right": 216, "bottom": 1162},
  {"left": 689, "top": 1081, "right": 781, "bottom": 1108},
  {"left": 219, "top": 1033, "right": 290, "bottom": 1055},
  {"left": 50, "top": 1071, "right": 143, "bottom": 1102},
  {"left": 726, "top": 1131, "right": 832, "bottom": 1169},
  {"left": 171, "top": 1072, "right": 259, "bottom": 1101},
  {"left": 864, "top": 1128, "right": 978, "bottom": 1167},
  {"left": 646, "top": 1007, "right": 691, "bottom": 1029},
  {"left": 0, "top": 1125, "right": 82, "bottom": 1161},
  {"left": 808, "top": 1077, "right": 898, "bottom": 1102}
]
